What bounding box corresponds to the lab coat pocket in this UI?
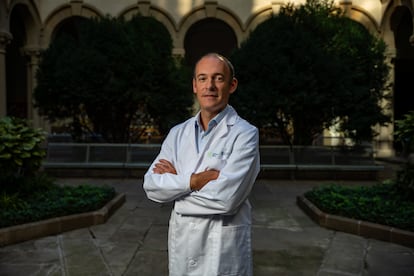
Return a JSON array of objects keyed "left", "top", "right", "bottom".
[
  {"left": 204, "top": 149, "right": 230, "bottom": 171},
  {"left": 204, "top": 158, "right": 227, "bottom": 171},
  {"left": 218, "top": 224, "right": 252, "bottom": 276}
]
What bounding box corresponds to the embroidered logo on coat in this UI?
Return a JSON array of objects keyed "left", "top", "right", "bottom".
[{"left": 207, "top": 150, "right": 231, "bottom": 160}]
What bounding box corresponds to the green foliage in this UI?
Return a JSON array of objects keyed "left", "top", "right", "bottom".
[
  {"left": 305, "top": 183, "right": 414, "bottom": 232},
  {"left": 0, "top": 192, "right": 28, "bottom": 210},
  {"left": 395, "top": 163, "right": 414, "bottom": 199},
  {"left": 394, "top": 110, "right": 414, "bottom": 155},
  {"left": 0, "top": 181, "right": 116, "bottom": 228},
  {"left": 0, "top": 173, "right": 116, "bottom": 228},
  {"left": 230, "top": 0, "right": 391, "bottom": 145},
  {"left": 0, "top": 117, "right": 46, "bottom": 179},
  {"left": 393, "top": 111, "right": 414, "bottom": 196},
  {"left": 0, "top": 172, "right": 55, "bottom": 196},
  {"left": 34, "top": 15, "right": 192, "bottom": 142}
]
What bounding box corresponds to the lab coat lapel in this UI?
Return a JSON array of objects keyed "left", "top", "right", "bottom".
[
  {"left": 184, "top": 117, "right": 198, "bottom": 156},
  {"left": 211, "top": 118, "right": 229, "bottom": 142},
  {"left": 183, "top": 117, "right": 204, "bottom": 171},
  {"left": 203, "top": 106, "right": 238, "bottom": 151}
]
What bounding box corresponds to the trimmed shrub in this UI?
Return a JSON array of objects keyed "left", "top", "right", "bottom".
[{"left": 0, "top": 117, "right": 46, "bottom": 184}]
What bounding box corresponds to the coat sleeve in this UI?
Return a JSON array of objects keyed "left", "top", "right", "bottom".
[
  {"left": 174, "top": 126, "right": 260, "bottom": 216},
  {"left": 143, "top": 129, "right": 193, "bottom": 203}
]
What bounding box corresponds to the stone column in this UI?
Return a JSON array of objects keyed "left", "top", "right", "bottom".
[
  {"left": 0, "top": 31, "right": 12, "bottom": 117},
  {"left": 23, "top": 46, "right": 49, "bottom": 130},
  {"left": 375, "top": 48, "right": 396, "bottom": 158},
  {"left": 172, "top": 47, "right": 185, "bottom": 65}
]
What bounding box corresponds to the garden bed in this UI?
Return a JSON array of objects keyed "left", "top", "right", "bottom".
[{"left": 298, "top": 182, "right": 414, "bottom": 247}]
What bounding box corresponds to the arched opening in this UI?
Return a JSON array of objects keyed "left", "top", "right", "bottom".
[
  {"left": 52, "top": 16, "right": 87, "bottom": 42},
  {"left": 6, "top": 5, "right": 28, "bottom": 118},
  {"left": 391, "top": 7, "right": 414, "bottom": 153},
  {"left": 184, "top": 18, "right": 237, "bottom": 67}
]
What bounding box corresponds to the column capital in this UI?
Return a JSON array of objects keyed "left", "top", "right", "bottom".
[
  {"left": 22, "top": 46, "right": 42, "bottom": 66},
  {"left": 0, "top": 31, "right": 12, "bottom": 53},
  {"left": 22, "top": 46, "right": 42, "bottom": 56},
  {"left": 409, "top": 34, "right": 414, "bottom": 46}
]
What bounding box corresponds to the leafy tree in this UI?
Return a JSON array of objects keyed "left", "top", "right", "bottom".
[
  {"left": 393, "top": 111, "right": 414, "bottom": 200},
  {"left": 230, "top": 0, "right": 391, "bottom": 145},
  {"left": 34, "top": 15, "right": 193, "bottom": 142},
  {"left": 394, "top": 110, "right": 414, "bottom": 156}
]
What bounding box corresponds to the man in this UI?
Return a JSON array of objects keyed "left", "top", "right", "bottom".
[{"left": 143, "top": 53, "right": 260, "bottom": 276}]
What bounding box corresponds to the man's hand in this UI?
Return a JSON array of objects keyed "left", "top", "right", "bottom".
[
  {"left": 153, "top": 159, "right": 219, "bottom": 191},
  {"left": 190, "top": 170, "right": 219, "bottom": 191},
  {"left": 153, "top": 159, "right": 177, "bottom": 175}
]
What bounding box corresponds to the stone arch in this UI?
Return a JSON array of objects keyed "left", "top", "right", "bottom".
[
  {"left": 118, "top": 3, "right": 178, "bottom": 53},
  {"left": 244, "top": 4, "right": 276, "bottom": 36},
  {"left": 390, "top": 6, "right": 414, "bottom": 59},
  {"left": 178, "top": 2, "right": 243, "bottom": 53},
  {"left": 346, "top": 6, "right": 380, "bottom": 35},
  {"left": 0, "top": 1, "right": 10, "bottom": 118},
  {"left": 42, "top": 2, "right": 103, "bottom": 47},
  {"left": 382, "top": 2, "right": 398, "bottom": 52},
  {"left": 244, "top": 2, "right": 381, "bottom": 43},
  {"left": 380, "top": 0, "right": 414, "bottom": 59},
  {"left": 6, "top": 1, "right": 42, "bottom": 119},
  {"left": 0, "top": 0, "right": 9, "bottom": 31},
  {"left": 7, "top": 0, "right": 42, "bottom": 46},
  {"left": 52, "top": 16, "right": 89, "bottom": 42},
  {"left": 389, "top": 4, "right": 414, "bottom": 154},
  {"left": 377, "top": 1, "right": 414, "bottom": 155},
  {"left": 183, "top": 18, "right": 238, "bottom": 66}
]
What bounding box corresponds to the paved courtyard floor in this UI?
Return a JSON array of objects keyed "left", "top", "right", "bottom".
[{"left": 0, "top": 178, "right": 413, "bottom": 275}]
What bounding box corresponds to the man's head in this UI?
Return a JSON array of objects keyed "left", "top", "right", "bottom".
[{"left": 193, "top": 53, "right": 238, "bottom": 116}]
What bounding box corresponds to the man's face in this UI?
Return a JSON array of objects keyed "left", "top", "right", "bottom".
[{"left": 193, "top": 56, "right": 238, "bottom": 115}]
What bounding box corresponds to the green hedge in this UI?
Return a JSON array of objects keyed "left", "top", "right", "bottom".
[
  {"left": 304, "top": 182, "right": 414, "bottom": 232},
  {"left": 0, "top": 182, "right": 116, "bottom": 228}
]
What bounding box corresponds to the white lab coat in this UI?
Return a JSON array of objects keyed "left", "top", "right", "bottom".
[{"left": 143, "top": 105, "right": 260, "bottom": 276}]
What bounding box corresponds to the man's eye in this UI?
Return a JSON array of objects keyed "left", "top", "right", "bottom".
[
  {"left": 215, "top": 76, "right": 224, "bottom": 82},
  {"left": 197, "top": 77, "right": 207, "bottom": 82}
]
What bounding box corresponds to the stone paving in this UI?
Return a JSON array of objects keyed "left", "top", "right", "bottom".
[{"left": 0, "top": 178, "right": 414, "bottom": 276}]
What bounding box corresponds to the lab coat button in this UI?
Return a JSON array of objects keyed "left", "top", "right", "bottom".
[{"left": 189, "top": 259, "right": 197, "bottom": 266}]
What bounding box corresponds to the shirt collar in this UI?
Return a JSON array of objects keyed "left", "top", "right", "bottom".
[{"left": 195, "top": 105, "right": 230, "bottom": 132}]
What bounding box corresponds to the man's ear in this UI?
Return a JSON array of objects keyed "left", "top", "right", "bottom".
[
  {"left": 192, "top": 78, "right": 197, "bottom": 94},
  {"left": 229, "top": 78, "right": 238, "bottom": 94}
]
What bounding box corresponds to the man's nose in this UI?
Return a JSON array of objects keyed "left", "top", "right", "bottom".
[{"left": 207, "top": 78, "right": 216, "bottom": 89}]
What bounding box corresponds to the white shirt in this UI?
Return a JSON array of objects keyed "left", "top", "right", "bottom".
[{"left": 195, "top": 105, "right": 229, "bottom": 153}]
